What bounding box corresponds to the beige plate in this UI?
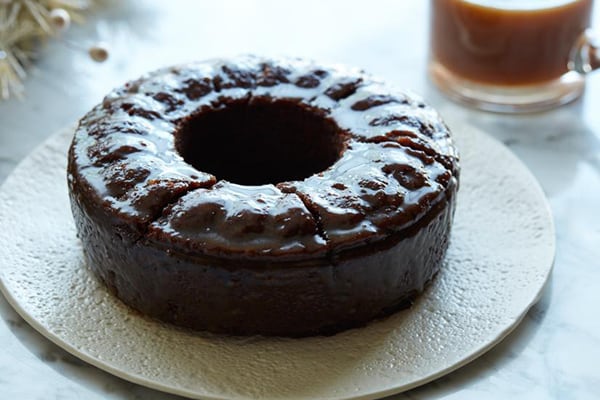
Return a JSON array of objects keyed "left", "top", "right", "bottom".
[{"left": 0, "top": 126, "right": 554, "bottom": 400}]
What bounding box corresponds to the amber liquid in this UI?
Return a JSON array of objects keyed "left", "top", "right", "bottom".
[{"left": 431, "top": 0, "right": 594, "bottom": 86}]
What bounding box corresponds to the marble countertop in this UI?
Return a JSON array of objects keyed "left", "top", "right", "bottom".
[{"left": 0, "top": 1, "right": 599, "bottom": 399}]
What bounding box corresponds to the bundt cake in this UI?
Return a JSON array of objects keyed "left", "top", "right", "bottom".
[{"left": 67, "top": 56, "right": 459, "bottom": 337}]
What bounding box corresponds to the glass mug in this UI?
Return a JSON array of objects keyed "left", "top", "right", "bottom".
[{"left": 429, "top": 0, "right": 599, "bottom": 112}]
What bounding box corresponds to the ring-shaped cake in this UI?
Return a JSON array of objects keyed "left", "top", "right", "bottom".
[{"left": 67, "top": 56, "right": 459, "bottom": 337}]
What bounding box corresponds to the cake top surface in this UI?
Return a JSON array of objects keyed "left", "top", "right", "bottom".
[{"left": 68, "top": 55, "right": 459, "bottom": 261}]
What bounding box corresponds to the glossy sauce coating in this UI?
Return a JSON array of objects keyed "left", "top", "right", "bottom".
[{"left": 69, "top": 56, "right": 459, "bottom": 262}]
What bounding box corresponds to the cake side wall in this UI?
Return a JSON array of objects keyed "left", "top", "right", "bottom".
[{"left": 68, "top": 175, "right": 456, "bottom": 337}]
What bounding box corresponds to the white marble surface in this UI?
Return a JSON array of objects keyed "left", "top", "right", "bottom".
[{"left": 0, "top": 1, "right": 598, "bottom": 399}]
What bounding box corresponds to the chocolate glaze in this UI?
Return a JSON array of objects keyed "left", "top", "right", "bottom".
[{"left": 68, "top": 56, "right": 460, "bottom": 337}]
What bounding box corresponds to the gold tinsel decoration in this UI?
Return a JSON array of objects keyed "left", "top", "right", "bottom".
[{"left": 0, "top": 0, "right": 104, "bottom": 100}]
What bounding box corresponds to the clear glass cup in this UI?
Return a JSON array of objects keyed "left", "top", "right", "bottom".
[{"left": 429, "top": 0, "right": 599, "bottom": 113}]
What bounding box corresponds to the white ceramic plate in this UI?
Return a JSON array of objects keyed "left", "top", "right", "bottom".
[{"left": 0, "top": 125, "right": 554, "bottom": 400}]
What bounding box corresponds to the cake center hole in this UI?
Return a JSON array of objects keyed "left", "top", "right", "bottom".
[{"left": 175, "top": 98, "right": 346, "bottom": 185}]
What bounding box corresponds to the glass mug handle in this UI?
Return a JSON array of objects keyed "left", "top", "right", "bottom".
[{"left": 570, "top": 29, "right": 600, "bottom": 74}]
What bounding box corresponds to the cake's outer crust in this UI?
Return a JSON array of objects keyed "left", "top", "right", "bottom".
[
  {"left": 67, "top": 56, "right": 460, "bottom": 336},
  {"left": 70, "top": 181, "right": 455, "bottom": 336}
]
